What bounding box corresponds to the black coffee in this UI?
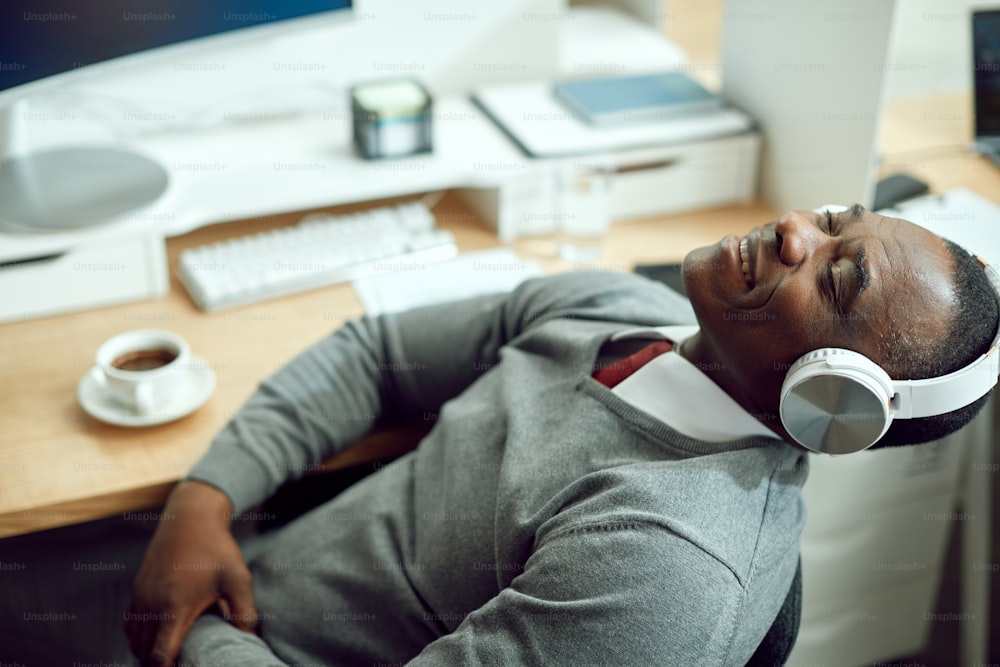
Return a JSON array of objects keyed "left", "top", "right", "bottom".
[{"left": 112, "top": 348, "right": 178, "bottom": 372}]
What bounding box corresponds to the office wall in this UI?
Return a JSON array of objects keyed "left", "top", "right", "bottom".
[
  {"left": 663, "top": 0, "right": 985, "bottom": 99},
  {"left": 885, "top": 0, "right": 983, "bottom": 99}
]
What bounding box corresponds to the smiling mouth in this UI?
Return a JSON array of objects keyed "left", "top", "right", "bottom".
[{"left": 738, "top": 237, "right": 753, "bottom": 288}]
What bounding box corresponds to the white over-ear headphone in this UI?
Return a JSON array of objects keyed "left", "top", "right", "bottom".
[{"left": 779, "top": 209, "right": 1000, "bottom": 454}]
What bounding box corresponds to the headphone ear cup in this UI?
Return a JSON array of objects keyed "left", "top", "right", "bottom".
[{"left": 780, "top": 349, "right": 894, "bottom": 454}]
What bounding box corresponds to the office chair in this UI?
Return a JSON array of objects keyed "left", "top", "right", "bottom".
[{"left": 745, "top": 558, "right": 803, "bottom": 667}]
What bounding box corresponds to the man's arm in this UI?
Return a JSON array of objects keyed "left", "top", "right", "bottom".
[
  {"left": 126, "top": 270, "right": 691, "bottom": 666},
  {"left": 165, "top": 522, "right": 751, "bottom": 667},
  {"left": 408, "top": 520, "right": 750, "bottom": 666},
  {"left": 187, "top": 270, "right": 691, "bottom": 514},
  {"left": 127, "top": 290, "right": 519, "bottom": 666},
  {"left": 124, "top": 481, "right": 257, "bottom": 667},
  {"left": 185, "top": 289, "right": 512, "bottom": 514},
  {"left": 178, "top": 614, "right": 292, "bottom": 666}
]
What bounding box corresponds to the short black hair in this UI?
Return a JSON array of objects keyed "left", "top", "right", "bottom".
[{"left": 874, "top": 238, "right": 999, "bottom": 447}]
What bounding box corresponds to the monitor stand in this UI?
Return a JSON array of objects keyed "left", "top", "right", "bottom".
[{"left": 0, "top": 100, "right": 169, "bottom": 233}]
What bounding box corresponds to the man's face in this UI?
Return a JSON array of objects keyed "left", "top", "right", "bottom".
[{"left": 681, "top": 205, "right": 957, "bottom": 420}]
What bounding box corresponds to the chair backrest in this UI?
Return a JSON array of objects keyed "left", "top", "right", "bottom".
[{"left": 745, "top": 557, "right": 803, "bottom": 667}]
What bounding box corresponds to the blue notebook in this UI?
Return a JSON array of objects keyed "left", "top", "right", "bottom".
[{"left": 554, "top": 71, "right": 721, "bottom": 126}]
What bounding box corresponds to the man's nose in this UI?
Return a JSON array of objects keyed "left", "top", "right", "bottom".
[{"left": 775, "top": 211, "right": 825, "bottom": 265}]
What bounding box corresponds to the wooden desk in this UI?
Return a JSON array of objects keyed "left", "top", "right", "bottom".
[
  {"left": 1, "top": 92, "right": 996, "bottom": 539},
  {"left": 0, "top": 187, "right": 775, "bottom": 537}
]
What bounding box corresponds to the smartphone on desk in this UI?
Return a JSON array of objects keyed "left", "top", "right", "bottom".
[{"left": 554, "top": 72, "right": 721, "bottom": 126}]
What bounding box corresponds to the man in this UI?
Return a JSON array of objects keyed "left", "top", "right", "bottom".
[{"left": 125, "top": 205, "right": 999, "bottom": 666}]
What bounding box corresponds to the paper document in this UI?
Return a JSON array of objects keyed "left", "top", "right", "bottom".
[
  {"left": 352, "top": 248, "right": 542, "bottom": 316},
  {"left": 881, "top": 188, "right": 1000, "bottom": 266}
]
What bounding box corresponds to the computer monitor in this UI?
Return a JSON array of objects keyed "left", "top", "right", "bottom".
[
  {"left": 973, "top": 9, "right": 1000, "bottom": 141},
  {"left": 0, "top": 0, "right": 352, "bottom": 232}
]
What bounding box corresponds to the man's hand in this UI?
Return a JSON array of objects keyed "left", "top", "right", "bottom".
[{"left": 124, "top": 481, "right": 260, "bottom": 667}]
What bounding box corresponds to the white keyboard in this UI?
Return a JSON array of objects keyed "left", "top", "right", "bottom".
[{"left": 178, "top": 201, "right": 458, "bottom": 312}]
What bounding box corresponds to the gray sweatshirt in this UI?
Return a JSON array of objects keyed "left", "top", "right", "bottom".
[{"left": 185, "top": 270, "right": 808, "bottom": 666}]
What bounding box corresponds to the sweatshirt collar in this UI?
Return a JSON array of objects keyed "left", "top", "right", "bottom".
[{"left": 608, "top": 326, "right": 780, "bottom": 443}]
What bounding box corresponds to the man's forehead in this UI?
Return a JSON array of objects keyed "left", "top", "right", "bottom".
[
  {"left": 862, "top": 212, "right": 949, "bottom": 264},
  {"left": 850, "top": 213, "right": 954, "bottom": 334}
]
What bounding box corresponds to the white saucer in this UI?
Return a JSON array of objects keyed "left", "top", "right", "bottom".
[{"left": 77, "top": 355, "right": 217, "bottom": 427}]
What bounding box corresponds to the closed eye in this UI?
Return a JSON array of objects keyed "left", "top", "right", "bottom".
[
  {"left": 822, "top": 211, "right": 842, "bottom": 310},
  {"left": 827, "top": 263, "right": 841, "bottom": 311}
]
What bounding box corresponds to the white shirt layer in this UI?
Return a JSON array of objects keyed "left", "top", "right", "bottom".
[{"left": 609, "top": 325, "right": 780, "bottom": 443}]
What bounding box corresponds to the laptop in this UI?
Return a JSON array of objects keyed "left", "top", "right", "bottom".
[{"left": 973, "top": 9, "right": 1000, "bottom": 167}]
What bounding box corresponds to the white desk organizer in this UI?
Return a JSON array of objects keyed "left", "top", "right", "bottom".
[
  {"left": 460, "top": 77, "right": 759, "bottom": 241},
  {"left": 456, "top": 133, "right": 760, "bottom": 242},
  {"left": 0, "top": 232, "right": 168, "bottom": 323}
]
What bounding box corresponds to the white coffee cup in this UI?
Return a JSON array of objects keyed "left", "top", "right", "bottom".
[{"left": 93, "top": 329, "right": 191, "bottom": 415}]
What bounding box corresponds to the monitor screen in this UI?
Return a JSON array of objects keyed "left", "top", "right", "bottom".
[
  {"left": 974, "top": 10, "right": 1000, "bottom": 137},
  {"left": 0, "top": 0, "right": 351, "bottom": 94}
]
